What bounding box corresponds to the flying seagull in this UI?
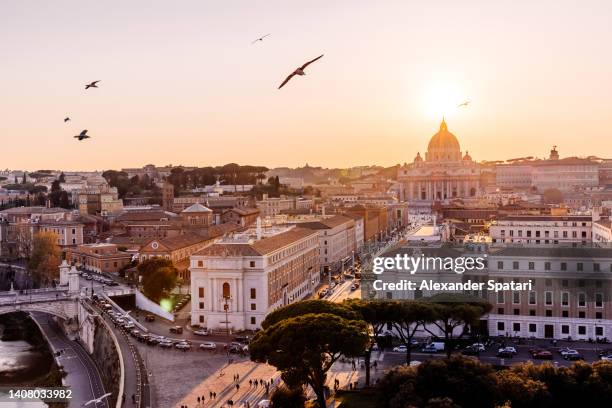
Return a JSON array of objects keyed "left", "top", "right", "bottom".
[
  {"left": 64, "top": 117, "right": 70, "bottom": 123},
  {"left": 74, "top": 129, "right": 91, "bottom": 141},
  {"left": 278, "top": 54, "right": 324, "bottom": 89},
  {"left": 458, "top": 100, "right": 471, "bottom": 108},
  {"left": 252, "top": 33, "right": 270, "bottom": 44},
  {"left": 85, "top": 80, "right": 100, "bottom": 90},
  {"left": 83, "top": 393, "right": 112, "bottom": 406}
]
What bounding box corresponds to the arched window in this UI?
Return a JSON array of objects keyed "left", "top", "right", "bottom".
[
  {"left": 222, "top": 282, "right": 230, "bottom": 299},
  {"left": 470, "top": 187, "right": 476, "bottom": 197}
]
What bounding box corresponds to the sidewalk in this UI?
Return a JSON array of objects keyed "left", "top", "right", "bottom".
[{"left": 175, "top": 361, "right": 279, "bottom": 408}]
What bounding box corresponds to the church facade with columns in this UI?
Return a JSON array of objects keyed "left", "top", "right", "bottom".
[{"left": 398, "top": 119, "right": 481, "bottom": 202}]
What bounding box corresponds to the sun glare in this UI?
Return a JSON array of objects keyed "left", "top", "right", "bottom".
[{"left": 424, "top": 82, "right": 466, "bottom": 120}]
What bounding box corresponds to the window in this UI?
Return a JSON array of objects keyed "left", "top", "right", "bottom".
[
  {"left": 513, "top": 291, "right": 520, "bottom": 304},
  {"left": 579, "top": 311, "right": 585, "bottom": 318},
  {"left": 596, "top": 327, "right": 604, "bottom": 337},
  {"left": 561, "top": 325, "right": 569, "bottom": 334},
  {"left": 528, "top": 262, "right": 535, "bottom": 270},
  {"left": 561, "top": 292, "right": 569, "bottom": 306},
  {"left": 578, "top": 292, "right": 586, "bottom": 307},
  {"left": 250, "top": 288, "right": 256, "bottom": 299},
  {"left": 198, "top": 287, "right": 205, "bottom": 298},
  {"left": 222, "top": 282, "right": 230, "bottom": 298},
  {"left": 529, "top": 309, "right": 536, "bottom": 316},
  {"left": 199, "top": 302, "right": 204, "bottom": 309},
  {"left": 562, "top": 279, "right": 568, "bottom": 287},
  {"left": 497, "top": 261, "right": 504, "bottom": 269},
  {"left": 250, "top": 261, "right": 255, "bottom": 268},
  {"left": 562, "top": 310, "right": 569, "bottom": 317},
  {"left": 595, "top": 293, "right": 603, "bottom": 308},
  {"left": 497, "top": 291, "right": 504, "bottom": 304},
  {"left": 250, "top": 303, "right": 256, "bottom": 311},
  {"left": 529, "top": 323, "right": 536, "bottom": 333},
  {"left": 545, "top": 291, "right": 553, "bottom": 306},
  {"left": 497, "top": 308, "right": 504, "bottom": 314},
  {"left": 514, "top": 309, "right": 520, "bottom": 315},
  {"left": 497, "top": 322, "right": 505, "bottom": 331},
  {"left": 596, "top": 312, "right": 603, "bottom": 319},
  {"left": 513, "top": 322, "right": 520, "bottom": 332},
  {"left": 251, "top": 317, "right": 256, "bottom": 325},
  {"left": 594, "top": 263, "right": 600, "bottom": 272},
  {"left": 199, "top": 315, "right": 204, "bottom": 323},
  {"left": 561, "top": 262, "right": 567, "bottom": 271},
  {"left": 528, "top": 291, "right": 536, "bottom": 305},
  {"left": 513, "top": 261, "right": 519, "bottom": 270},
  {"left": 544, "top": 262, "right": 551, "bottom": 271},
  {"left": 197, "top": 260, "right": 203, "bottom": 267},
  {"left": 546, "top": 310, "right": 552, "bottom": 317},
  {"left": 578, "top": 326, "right": 586, "bottom": 335},
  {"left": 577, "top": 263, "right": 583, "bottom": 271}
]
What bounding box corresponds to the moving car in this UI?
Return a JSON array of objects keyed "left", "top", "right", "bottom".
[
  {"left": 392, "top": 345, "right": 407, "bottom": 353},
  {"left": 600, "top": 354, "right": 612, "bottom": 361},
  {"left": 563, "top": 351, "right": 583, "bottom": 360},
  {"left": 175, "top": 342, "right": 191, "bottom": 350},
  {"left": 421, "top": 342, "right": 445, "bottom": 353},
  {"left": 169, "top": 326, "right": 183, "bottom": 334},
  {"left": 532, "top": 350, "right": 553, "bottom": 360},
  {"left": 199, "top": 342, "right": 217, "bottom": 350},
  {"left": 498, "top": 346, "right": 517, "bottom": 355},
  {"left": 145, "top": 314, "right": 156, "bottom": 322},
  {"left": 559, "top": 347, "right": 577, "bottom": 357},
  {"left": 159, "top": 340, "right": 174, "bottom": 348},
  {"left": 462, "top": 345, "right": 481, "bottom": 356}
]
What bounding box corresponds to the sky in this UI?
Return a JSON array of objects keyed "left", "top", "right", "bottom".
[{"left": 1, "top": 0, "right": 611, "bottom": 171}]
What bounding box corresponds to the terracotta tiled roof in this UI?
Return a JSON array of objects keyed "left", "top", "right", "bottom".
[{"left": 297, "top": 215, "right": 353, "bottom": 230}]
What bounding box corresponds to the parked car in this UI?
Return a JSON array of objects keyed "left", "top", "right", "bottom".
[
  {"left": 392, "top": 345, "right": 407, "bottom": 353},
  {"left": 199, "top": 342, "right": 217, "bottom": 350},
  {"left": 600, "top": 354, "right": 612, "bottom": 361},
  {"left": 159, "top": 340, "right": 174, "bottom": 348},
  {"left": 194, "top": 328, "right": 209, "bottom": 336},
  {"left": 123, "top": 321, "right": 135, "bottom": 330},
  {"left": 169, "top": 326, "right": 183, "bottom": 334},
  {"left": 234, "top": 336, "right": 250, "bottom": 344},
  {"left": 471, "top": 343, "right": 486, "bottom": 352},
  {"left": 564, "top": 353, "right": 584, "bottom": 361},
  {"left": 145, "top": 314, "right": 156, "bottom": 322}
]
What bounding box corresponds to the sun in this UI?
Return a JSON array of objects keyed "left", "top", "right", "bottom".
[{"left": 423, "top": 81, "right": 465, "bottom": 120}]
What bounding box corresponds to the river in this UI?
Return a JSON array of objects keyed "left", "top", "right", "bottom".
[{"left": 0, "top": 313, "right": 54, "bottom": 408}]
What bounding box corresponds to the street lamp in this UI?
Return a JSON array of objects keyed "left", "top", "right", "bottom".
[{"left": 222, "top": 295, "right": 232, "bottom": 364}]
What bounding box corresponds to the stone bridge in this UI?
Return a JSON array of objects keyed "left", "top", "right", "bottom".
[{"left": 0, "top": 291, "right": 79, "bottom": 320}]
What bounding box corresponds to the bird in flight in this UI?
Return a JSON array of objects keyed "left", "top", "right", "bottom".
[
  {"left": 74, "top": 129, "right": 91, "bottom": 141},
  {"left": 278, "top": 54, "right": 324, "bottom": 89},
  {"left": 83, "top": 393, "right": 112, "bottom": 406},
  {"left": 458, "top": 100, "right": 471, "bottom": 108},
  {"left": 85, "top": 80, "right": 100, "bottom": 90},
  {"left": 252, "top": 33, "right": 270, "bottom": 44},
  {"left": 64, "top": 117, "right": 70, "bottom": 123}
]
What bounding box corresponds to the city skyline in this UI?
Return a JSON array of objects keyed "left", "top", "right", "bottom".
[{"left": 2, "top": 0, "right": 612, "bottom": 170}]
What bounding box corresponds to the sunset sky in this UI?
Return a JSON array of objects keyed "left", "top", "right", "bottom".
[{"left": 2, "top": 0, "right": 611, "bottom": 171}]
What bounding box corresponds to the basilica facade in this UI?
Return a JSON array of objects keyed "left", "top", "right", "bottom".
[{"left": 398, "top": 119, "right": 481, "bottom": 202}]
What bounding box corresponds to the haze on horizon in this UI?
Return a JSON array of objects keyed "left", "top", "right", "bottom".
[{"left": 1, "top": 0, "right": 611, "bottom": 171}]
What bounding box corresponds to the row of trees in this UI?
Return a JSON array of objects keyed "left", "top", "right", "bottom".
[
  {"left": 249, "top": 296, "right": 491, "bottom": 408},
  {"left": 165, "top": 164, "right": 269, "bottom": 193},
  {"left": 377, "top": 356, "right": 612, "bottom": 408}
]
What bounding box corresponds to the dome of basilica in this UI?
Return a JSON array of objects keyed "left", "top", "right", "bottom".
[{"left": 425, "top": 118, "right": 462, "bottom": 162}]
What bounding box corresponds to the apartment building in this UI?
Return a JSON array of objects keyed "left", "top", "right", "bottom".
[
  {"left": 487, "top": 247, "right": 612, "bottom": 340},
  {"left": 66, "top": 243, "right": 132, "bottom": 274},
  {"left": 490, "top": 215, "right": 592, "bottom": 245}
]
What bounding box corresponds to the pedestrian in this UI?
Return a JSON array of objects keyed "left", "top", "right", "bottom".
[
  {"left": 235, "top": 383, "right": 239, "bottom": 391},
  {"left": 213, "top": 392, "right": 217, "bottom": 399},
  {"left": 236, "top": 373, "right": 240, "bottom": 381},
  {"left": 197, "top": 397, "right": 201, "bottom": 403},
  {"left": 131, "top": 394, "right": 135, "bottom": 404},
  {"left": 209, "top": 391, "right": 213, "bottom": 399},
  {"left": 201, "top": 395, "right": 205, "bottom": 402},
  {"left": 249, "top": 379, "right": 252, "bottom": 387}
]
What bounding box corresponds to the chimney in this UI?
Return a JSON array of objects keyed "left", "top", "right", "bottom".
[{"left": 256, "top": 217, "right": 262, "bottom": 240}]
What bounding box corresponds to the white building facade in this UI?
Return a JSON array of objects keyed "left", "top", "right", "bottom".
[{"left": 189, "top": 227, "right": 320, "bottom": 331}]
